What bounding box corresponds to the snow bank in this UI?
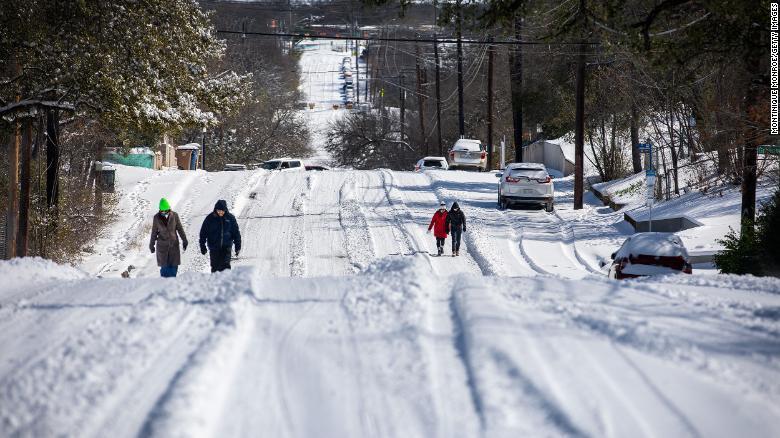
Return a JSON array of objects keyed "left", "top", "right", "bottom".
[{"left": 0, "top": 257, "right": 87, "bottom": 287}]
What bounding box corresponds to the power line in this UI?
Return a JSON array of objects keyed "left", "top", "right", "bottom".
[{"left": 215, "top": 29, "right": 599, "bottom": 46}]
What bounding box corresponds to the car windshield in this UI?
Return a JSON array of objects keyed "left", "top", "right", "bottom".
[
  {"left": 261, "top": 161, "right": 281, "bottom": 170},
  {"left": 423, "top": 160, "right": 444, "bottom": 167},
  {"left": 509, "top": 168, "right": 547, "bottom": 179}
]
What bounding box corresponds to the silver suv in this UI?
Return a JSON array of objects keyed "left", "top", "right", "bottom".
[
  {"left": 448, "top": 139, "right": 487, "bottom": 171},
  {"left": 496, "top": 163, "right": 554, "bottom": 212}
]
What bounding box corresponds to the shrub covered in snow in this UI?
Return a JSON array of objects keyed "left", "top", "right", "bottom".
[{"left": 715, "top": 189, "right": 780, "bottom": 277}]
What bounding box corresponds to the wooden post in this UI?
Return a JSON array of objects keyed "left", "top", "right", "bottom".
[
  {"left": 400, "top": 74, "right": 406, "bottom": 143},
  {"left": 17, "top": 120, "right": 32, "bottom": 257}
]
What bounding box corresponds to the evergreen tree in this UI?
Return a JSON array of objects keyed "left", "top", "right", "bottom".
[{"left": 0, "top": 0, "right": 250, "bottom": 133}]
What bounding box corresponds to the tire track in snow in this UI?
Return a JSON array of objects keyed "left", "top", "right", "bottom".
[
  {"left": 288, "top": 173, "right": 316, "bottom": 277},
  {"left": 503, "top": 207, "right": 595, "bottom": 279},
  {"left": 377, "top": 169, "right": 419, "bottom": 255},
  {"left": 421, "top": 172, "right": 499, "bottom": 276},
  {"left": 338, "top": 172, "right": 375, "bottom": 272}
]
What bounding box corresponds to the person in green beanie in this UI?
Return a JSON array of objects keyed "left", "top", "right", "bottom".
[{"left": 149, "top": 197, "right": 188, "bottom": 277}]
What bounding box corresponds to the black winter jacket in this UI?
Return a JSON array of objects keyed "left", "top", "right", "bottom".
[
  {"left": 199, "top": 200, "right": 242, "bottom": 252},
  {"left": 446, "top": 202, "right": 466, "bottom": 232}
]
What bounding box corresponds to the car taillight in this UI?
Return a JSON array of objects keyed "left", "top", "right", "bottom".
[
  {"left": 449, "top": 151, "right": 455, "bottom": 158},
  {"left": 536, "top": 176, "right": 551, "bottom": 183},
  {"left": 505, "top": 176, "right": 520, "bottom": 183},
  {"left": 481, "top": 151, "right": 486, "bottom": 159}
]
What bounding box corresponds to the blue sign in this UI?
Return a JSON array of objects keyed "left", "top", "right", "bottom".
[
  {"left": 638, "top": 143, "right": 652, "bottom": 152},
  {"left": 646, "top": 168, "right": 656, "bottom": 177}
]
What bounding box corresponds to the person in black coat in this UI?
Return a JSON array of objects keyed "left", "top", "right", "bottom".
[
  {"left": 199, "top": 199, "right": 242, "bottom": 272},
  {"left": 445, "top": 201, "right": 466, "bottom": 256}
]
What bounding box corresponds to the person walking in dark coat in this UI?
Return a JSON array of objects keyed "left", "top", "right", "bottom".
[
  {"left": 427, "top": 201, "right": 449, "bottom": 256},
  {"left": 150, "top": 198, "right": 188, "bottom": 277},
  {"left": 445, "top": 201, "right": 466, "bottom": 257},
  {"left": 199, "top": 199, "right": 242, "bottom": 273}
]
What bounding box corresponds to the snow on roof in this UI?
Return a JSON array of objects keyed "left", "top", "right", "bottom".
[
  {"left": 421, "top": 156, "right": 447, "bottom": 161},
  {"left": 128, "top": 147, "right": 154, "bottom": 155},
  {"left": 546, "top": 136, "right": 576, "bottom": 163},
  {"left": 176, "top": 143, "right": 200, "bottom": 150}
]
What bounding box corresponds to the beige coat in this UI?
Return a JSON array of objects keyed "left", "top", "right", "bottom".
[{"left": 149, "top": 211, "right": 188, "bottom": 267}]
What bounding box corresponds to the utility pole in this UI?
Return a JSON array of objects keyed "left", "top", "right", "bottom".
[
  {"left": 573, "top": 0, "right": 587, "bottom": 210},
  {"left": 456, "top": 0, "right": 465, "bottom": 137},
  {"left": 486, "top": 38, "right": 495, "bottom": 170},
  {"left": 415, "top": 42, "right": 428, "bottom": 155},
  {"left": 400, "top": 74, "right": 406, "bottom": 143},
  {"left": 510, "top": 11, "right": 524, "bottom": 162},
  {"left": 355, "top": 33, "right": 360, "bottom": 103},
  {"left": 365, "top": 41, "right": 369, "bottom": 102},
  {"left": 433, "top": 33, "right": 443, "bottom": 154},
  {"left": 5, "top": 60, "right": 20, "bottom": 259},
  {"left": 574, "top": 41, "right": 586, "bottom": 210},
  {"left": 17, "top": 120, "right": 32, "bottom": 257}
]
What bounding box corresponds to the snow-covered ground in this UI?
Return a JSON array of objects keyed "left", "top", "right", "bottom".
[
  {"left": 2, "top": 38, "right": 780, "bottom": 438},
  {"left": 2, "top": 164, "right": 780, "bottom": 437}
]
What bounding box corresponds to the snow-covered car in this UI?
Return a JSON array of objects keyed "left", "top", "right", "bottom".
[
  {"left": 608, "top": 232, "right": 693, "bottom": 279},
  {"left": 448, "top": 138, "right": 487, "bottom": 171},
  {"left": 305, "top": 165, "right": 329, "bottom": 171},
  {"left": 223, "top": 164, "right": 247, "bottom": 171},
  {"left": 414, "top": 156, "right": 449, "bottom": 172},
  {"left": 260, "top": 159, "right": 304, "bottom": 171},
  {"left": 496, "top": 162, "right": 554, "bottom": 212}
]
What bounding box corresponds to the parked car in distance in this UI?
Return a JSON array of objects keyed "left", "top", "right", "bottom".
[
  {"left": 414, "top": 156, "right": 449, "bottom": 172},
  {"left": 305, "top": 165, "right": 329, "bottom": 171},
  {"left": 496, "top": 162, "right": 554, "bottom": 211},
  {"left": 607, "top": 232, "right": 693, "bottom": 279},
  {"left": 223, "top": 164, "right": 248, "bottom": 171},
  {"left": 448, "top": 139, "right": 487, "bottom": 171},
  {"left": 261, "top": 158, "right": 304, "bottom": 171}
]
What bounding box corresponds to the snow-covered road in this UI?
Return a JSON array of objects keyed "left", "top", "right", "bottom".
[
  {"left": 2, "top": 167, "right": 780, "bottom": 437},
  {"left": 2, "top": 38, "right": 780, "bottom": 437}
]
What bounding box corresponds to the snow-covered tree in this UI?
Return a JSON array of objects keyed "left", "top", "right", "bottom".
[{"left": 0, "top": 0, "right": 250, "bottom": 132}]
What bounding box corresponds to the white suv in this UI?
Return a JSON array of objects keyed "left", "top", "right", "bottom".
[
  {"left": 448, "top": 139, "right": 487, "bottom": 171},
  {"left": 260, "top": 158, "right": 304, "bottom": 171},
  {"left": 496, "top": 163, "right": 554, "bottom": 212}
]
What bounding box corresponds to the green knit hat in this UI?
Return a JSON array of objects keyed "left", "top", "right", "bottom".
[{"left": 159, "top": 198, "right": 171, "bottom": 211}]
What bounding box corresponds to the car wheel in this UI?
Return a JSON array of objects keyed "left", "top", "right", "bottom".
[
  {"left": 499, "top": 197, "right": 508, "bottom": 210},
  {"left": 545, "top": 202, "right": 554, "bottom": 213}
]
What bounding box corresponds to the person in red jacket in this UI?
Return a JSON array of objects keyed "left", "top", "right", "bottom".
[{"left": 427, "top": 201, "right": 449, "bottom": 256}]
